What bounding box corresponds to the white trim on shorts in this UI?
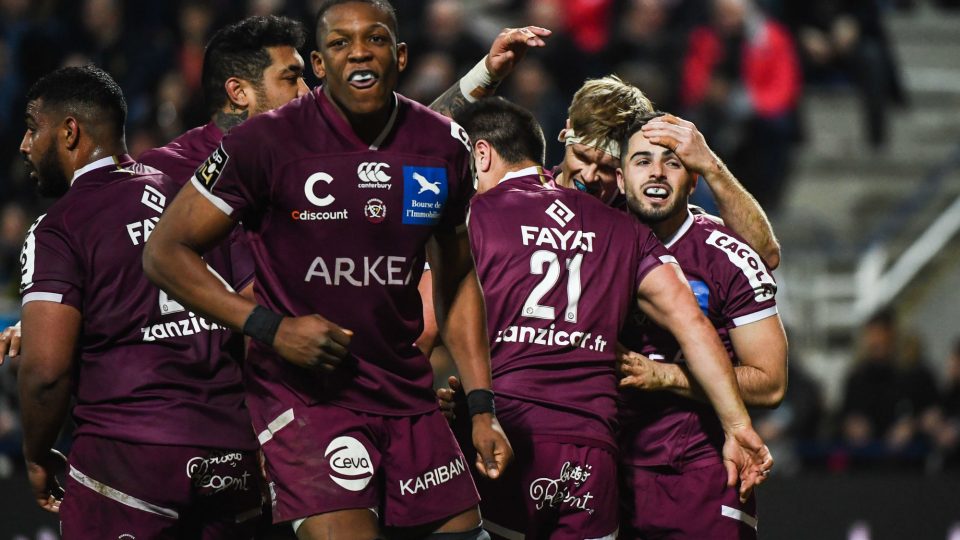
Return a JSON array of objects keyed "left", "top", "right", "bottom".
[
  {"left": 69, "top": 465, "right": 179, "bottom": 519},
  {"left": 258, "top": 408, "right": 295, "bottom": 445},
  {"left": 721, "top": 504, "right": 758, "bottom": 530},
  {"left": 291, "top": 507, "right": 379, "bottom": 534},
  {"left": 585, "top": 529, "right": 618, "bottom": 540}
]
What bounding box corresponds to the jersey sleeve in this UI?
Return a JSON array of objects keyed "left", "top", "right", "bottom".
[
  {"left": 189, "top": 129, "right": 270, "bottom": 220},
  {"left": 437, "top": 120, "right": 474, "bottom": 232},
  {"left": 705, "top": 227, "right": 778, "bottom": 328},
  {"left": 20, "top": 214, "right": 83, "bottom": 309},
  {"left": 227, "top": 227, "right": 256, "bottom": 291},
  {"left": 634, "top": 222, "right": 675, "bottom": 287}
]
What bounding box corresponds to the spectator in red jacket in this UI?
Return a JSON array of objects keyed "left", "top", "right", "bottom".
[{"left": 681, "top": 0, "right": 801, "bottom": 212}]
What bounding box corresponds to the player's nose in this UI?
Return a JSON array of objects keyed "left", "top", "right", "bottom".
[
  {"left": 296, "top": 78, "right": 309, "bottom": 97},
  {"left": 19, "top": 130, "right": 31, "bottom": 157}
]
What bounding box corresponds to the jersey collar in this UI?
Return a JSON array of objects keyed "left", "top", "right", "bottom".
[
  {"left": 71, "top": 156, "right": 121, "bottom": 185},
  {"left": 662, "top": 210, "right": 694, "bottom": 249},
  {"left": 498, "top": 165, "right": 546, "bottom": 185}
]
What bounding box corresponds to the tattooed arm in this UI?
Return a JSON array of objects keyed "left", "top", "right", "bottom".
[{"left": 430, "top": 26, "right": 551, "bottom": 118}]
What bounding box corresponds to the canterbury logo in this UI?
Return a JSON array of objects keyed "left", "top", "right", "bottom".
[{"left": 357, "top": 162, "right": 391, "bottom": 184}]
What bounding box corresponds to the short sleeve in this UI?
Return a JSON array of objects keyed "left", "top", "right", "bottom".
[
  {"left": 227, "top": 227, "right": 256, "bottom": 292},
  {"left": 705, "top": 228, "right": 778, "bottom": 328},
  {"left": 634, "top": 223, "right": 674, "bottom": 287},
  {"left": 437, "top": 121, "right": 474, "bottom": 232},
  {"left": 20, "top": 214, "right": 83, "bottom": 309},
  {"left": 189, "top": 129, "right": 270, "bottom": 220}
]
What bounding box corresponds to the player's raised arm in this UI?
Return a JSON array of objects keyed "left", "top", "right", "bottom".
[
  {"left": 633, "top": 262, "right": 772, "bottom": 500},
  {"left": 428, "top": 226, "right": 513, "bottom": 479},
  {"left": 641, "top": 114, "right": 781, "bottom": 269},
  {"left": 429, "top": 26, "right": 551, "bottom": 118}
]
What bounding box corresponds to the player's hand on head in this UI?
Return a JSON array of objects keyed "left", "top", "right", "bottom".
[
  {"left": 25, "top": 448, "right": 67, "bottom": 513},
  {"left": 485, "top": 26, "right": 552, "bottom": 80},
  {"left": 0, "top": 321, "right": 22, "bottom": 365},
  {"left": 273, "top": 315, "right": 353, "bottom": 371},
  {"left": 472, "top": 413, "right": 513, "bottom": 480},
  {"left": 721, "top": 424, "right": 773, "bottom": 503},
  {"left": 436, "top": 375, "right": 463, "bottom": 423},
  {"left": 640, "top": 114, "right": 720, "bottom": 177}
]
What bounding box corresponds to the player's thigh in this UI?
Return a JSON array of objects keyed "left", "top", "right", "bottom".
[
  {"left": 258, "top": 403, "right": 383, "bottom": 526},
  {"left": 60, "top": 436, "right": 186, "bottom": 539},
  {"left": 621, "top": 461, "right": 758, "bottom": 540},
  {"left": 294, "top": 508, "right": 381, "bottom": 540},
  {"left": 477, "top": 436, "right": 617, "bottom": 540},
  {"left": 381, "top": 409, "right": 480, "bottom": 530}
]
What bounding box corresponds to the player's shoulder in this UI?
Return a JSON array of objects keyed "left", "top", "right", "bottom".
[
  {"left": 140, "top": 123, "right": 214, "bottom": 168},
  {"left": 690, "top": 213, "right": 775, "bottom": 278},
  {"left": 396, "top": 93, "right": 470, "bottom": 156}
]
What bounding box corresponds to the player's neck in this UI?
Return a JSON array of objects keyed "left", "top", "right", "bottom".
[
  {"left": 650, "top": 207, "right": 690, "bottom": 243},
  {"left": 73, "top": 140, "right": 127, "bottom": 175},
  {"left": 325, "top": 87, "right": 395, "bottom": 145},
  {"left": 213, "top": 106, "right": 249, "bottom": 133}
]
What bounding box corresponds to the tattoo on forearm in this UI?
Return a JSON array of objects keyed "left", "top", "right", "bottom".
[
  {"left": 214, "top": 106, "right": 249, "bottom": 133},
  {"left": 429, "top": 83, "right": 471, "bottom": 118}
]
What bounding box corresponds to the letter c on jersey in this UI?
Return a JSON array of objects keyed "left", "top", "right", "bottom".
[{"left": 305, "top": 172, "right": 335, "bottom": 207}]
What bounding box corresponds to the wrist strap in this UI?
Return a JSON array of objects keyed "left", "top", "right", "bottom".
[
  {"left": 467, "top": 388, "right": 496, "bottom": 417},
  {"left": 459, "top": 58, "right": 501, "bottom": 103},
  {"left": 242, "top": 306, "right": 283, "bottom": 346}
]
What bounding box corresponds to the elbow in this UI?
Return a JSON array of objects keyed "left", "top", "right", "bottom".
[
  {"left": 763, "top": 244, "right": 781, "bottom": 271},
  {"left": 752, "top": 378, "right": 787, "bottom": 409}
]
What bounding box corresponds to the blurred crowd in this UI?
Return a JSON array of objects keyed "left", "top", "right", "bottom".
[{"left": 1, "top": 0, "right": 958, "bottom": 476}]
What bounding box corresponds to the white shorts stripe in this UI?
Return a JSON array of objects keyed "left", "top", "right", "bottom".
[
  {"left": 22, "top": 292, "right": 64, "bottom": 305},
  {"left": 258, "top": 408, "right": 295, "bottom": 445},
  {"left": 190, "top": 175, "right": 236, "bottom": 217},
  {"left": 483, "top": 519, "right": 525, "bottom": 540},
  {"left": 731, "top": 306, "right": 779, "bottom": 327},
  {"left": 721, "top": 504, "right": 758, "bottom": 530},
  {"left": 585, "top": 529, "right": 618, "bottom": 540},
  {"left": 69, "top": 465, "right": 178, "bottom": 519}
]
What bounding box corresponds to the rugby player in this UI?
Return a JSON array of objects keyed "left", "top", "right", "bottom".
[
  {"left": 616, "top": 112, "right": 788, "bottom": 538},
  {"left": 555, "top": 75, "right": 781, "bottom": 270},
  {"left": 17, "top": 65, "right": 263, "bottom": 538},
  {"left": 455, "top": 97, "right": 772, "bottom": 539},
  {"left": 143, "top": 1, "right": 510, "bottom": 538}
]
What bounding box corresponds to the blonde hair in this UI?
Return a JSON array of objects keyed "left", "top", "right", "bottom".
[{"left": 567, "top": 75, "right": 654, "bottom": 153}]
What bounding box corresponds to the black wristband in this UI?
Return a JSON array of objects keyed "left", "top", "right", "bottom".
[
  {"left": 242, "top": 306, "right": 283, "bottom": 346},
  {"left": 467, "top": 388, "right": 496, "bottom": 417}
]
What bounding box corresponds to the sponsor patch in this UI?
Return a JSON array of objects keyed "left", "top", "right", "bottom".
[
  {"left": 324, "top": 436, "right": 374, "bottom": 492},
  {"left": 705, "top": 230, "right": 776, "bottom": 302},
  {"left": 450, "top": 120, "right": 470, "bottom": 150},
  {"left": 688, "top": 280, "right": 710, "bottom": 315},
  {"left": 194, "top": 144, "right": 229, "bottom": 191},
  {"left": 402, "top": 166, "right": 447, "bottom": 225},
  {"left": 357, "top": 162, "right": 392, "bottom": 188}
]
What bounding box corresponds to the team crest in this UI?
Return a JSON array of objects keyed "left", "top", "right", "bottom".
[{"left": 364, "top": 198, "right": 387, "bottom": 223}]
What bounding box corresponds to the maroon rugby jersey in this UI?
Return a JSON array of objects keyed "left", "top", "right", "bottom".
[
  {"left": 139, "top": 121, "right": 255, "bottom": 292},
  {"left": 618, "top": 211, "right": 778, "bottom": 468},
  {"left": 20, "top": 155, "right": 256, "bottom": 449},
  {"left": 469, "top": 167, "right": 671, "bottom": 449},
  {"left": 192, "top": 87, "right": 473, "bottom": 415}
]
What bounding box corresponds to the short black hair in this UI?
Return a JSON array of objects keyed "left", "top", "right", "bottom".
[
  {"left": 26, "top": 65, "right": 127, "bottom": 136},
  {"left": 455, "top": 97, "right": 546, "bottom": 166},
  {"left": 202, "top": 15, "right": 306, "bottom": 115},
  {"left": 314, "top": 0, "right": 399, "bottom": 49},
  {"left": 619, "top": 110, "right": 667, "bottom": 163}
]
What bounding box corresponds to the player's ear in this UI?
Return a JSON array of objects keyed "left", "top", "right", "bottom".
[
  {"left": 224, "top": 77, "right": 250, "bottom": 109},
  {"left": 475, "top": 140, "right": 493, "bottom": 173},
  {"left": 62, "top": 116, "right": 80, "bottom": 150},
  {"left": 311, "top": 50, "right": 326, "bottom": 79},
  {"left": 616, "top": 167, "right": 626, "bottom": 194},
  {"left": 396, "top": 42, "right": 408, "bottom": 73}
]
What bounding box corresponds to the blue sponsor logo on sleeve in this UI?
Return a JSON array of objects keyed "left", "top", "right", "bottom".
[
  {"left": 402, "top": 166, "right": 447, "bottom": 225},
  {"left": 688, "top": 280, "right": 710, "bottom": 315}
]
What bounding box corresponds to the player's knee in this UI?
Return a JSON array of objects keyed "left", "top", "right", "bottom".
[{"left": 424, "top": 526, "right": 490, "bottom": 540}]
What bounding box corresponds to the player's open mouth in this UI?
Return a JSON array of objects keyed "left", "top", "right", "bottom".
[
  {"left": 348, "top": 70, "right": 379, "bottom": 90},
  {"left": 643, "top": 185, "right": 670, "bottom": 200}
]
